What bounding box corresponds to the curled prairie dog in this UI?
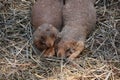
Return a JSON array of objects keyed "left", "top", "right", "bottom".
[
  {"left": 57, "top": 0, "right": 96, "bottom": 60},
  {"left": 32, "top": 0, "right": 63, "bottom": 57}
]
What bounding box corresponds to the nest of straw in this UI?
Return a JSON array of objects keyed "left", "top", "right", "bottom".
[{"left": 0, "top": 0, "right": 120, "bottom": 80}]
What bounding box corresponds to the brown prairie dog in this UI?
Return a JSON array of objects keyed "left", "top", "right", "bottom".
[
  {"left": 57, "top": 0, "right": 96, "bottom": 60},
  {"left": 32, "top": 0, "right": 63, "bottom": 57}
]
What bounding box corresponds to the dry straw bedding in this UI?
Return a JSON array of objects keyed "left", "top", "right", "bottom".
[{"left": 0, "top": 0, "right": 120, "bottom": 80}]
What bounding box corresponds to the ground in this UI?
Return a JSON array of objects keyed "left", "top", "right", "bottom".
[{"left": 0, "top": 0, "right": 120, "bottom": 80}]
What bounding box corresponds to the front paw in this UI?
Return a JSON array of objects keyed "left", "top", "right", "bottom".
[
  {"left": 68, "top": 41, "right": 85, "bottom": 60},
  {"left": 43, "top": 47, "right": 55, "bottom": 57}
]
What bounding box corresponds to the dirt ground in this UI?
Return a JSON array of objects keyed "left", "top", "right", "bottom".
[{"left": 0, "top": 0, "right": 120, "bottom": 80}]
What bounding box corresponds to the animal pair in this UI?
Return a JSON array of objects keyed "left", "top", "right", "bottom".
[{"left": 32, "top": 0, "right": 96, "bottom": 60}]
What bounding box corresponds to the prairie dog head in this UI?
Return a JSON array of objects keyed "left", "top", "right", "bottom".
[
  {"left": 33, "top": 23, "right": 58, "bottom": 51},
  {"left": 57, "top": 40, "right": 85, "bottom": 60}
]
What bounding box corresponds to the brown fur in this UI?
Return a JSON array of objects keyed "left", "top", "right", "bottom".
[
  {"left": 32, "top": 0, "right": 63, "bottom": 57},
  {"left": 57, "top": 0, "right": 96, "bottom": 60}
]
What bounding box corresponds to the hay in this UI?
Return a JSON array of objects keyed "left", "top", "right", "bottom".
[{"left": 0, "top": 0, "right": 120, "bottom": 80}]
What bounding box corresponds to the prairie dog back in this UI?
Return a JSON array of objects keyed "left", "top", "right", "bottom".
[
  {"left": 32, "top": 0, "right": 63, "bottom": 30},
  {"left": 62, "top": 0, "right": 96, "bottom": 40}
]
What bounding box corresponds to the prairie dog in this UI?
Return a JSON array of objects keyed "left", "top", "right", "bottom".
[
  {"left": 32, "top": 0, "right": 63, "bottom": 57},
  {"left": 57, "top": 0, "right": 96, "bottom": 60}
]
